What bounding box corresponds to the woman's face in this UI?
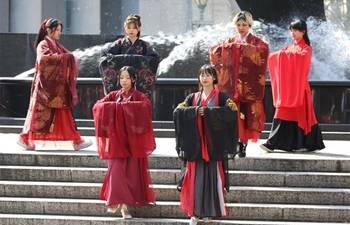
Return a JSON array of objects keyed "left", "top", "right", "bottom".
[
  {"left": 235, "top": 20, "right": 250, "bottom": 37},
  {"left": 119, "top": 70, "right": 134, "bottom": 91},
  {"left": 47, "top": 25, "right": 62, "bottom": 41},
  {"left": 199, "top": 72, "right": 215, "bottom": 89},
  {"left": 290, "top": 28, "right": 305, "bottom": 42},
  {"left": 125, "top": 23, "right": 140, "bottom": 39}
]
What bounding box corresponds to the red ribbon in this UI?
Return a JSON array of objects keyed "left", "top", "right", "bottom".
[
  {"left": 40, "top": 19, "right": 48, "bottom": 40},
  {"left": 41, "top": 19, "right": 48, "bottom": 31}
]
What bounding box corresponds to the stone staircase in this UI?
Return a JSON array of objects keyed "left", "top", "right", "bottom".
[
  {"left": 0, "top": 117, "right": 350, "bottom": 224},
  {"left": 0, "top": 117, "right": 349, "bottom": 140},
  {"left": 1, "top": 148, "right": 350, "bottom": 224}
]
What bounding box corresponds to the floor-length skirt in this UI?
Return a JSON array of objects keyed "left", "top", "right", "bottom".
[
  {"left": 235, "top": 100, "right": 264, "bottom": 143},
  {"left": 20, "top": 108, "right": 84, "bottom": 148},
  {"left": 180, "top": 159, "right": 228, "bottom": 218},
  {"left": 266, "top": 118, "right": 325, "bottom": 151},
  {"left": 101, "top": 156, "right": 156, "bottom": 206}
]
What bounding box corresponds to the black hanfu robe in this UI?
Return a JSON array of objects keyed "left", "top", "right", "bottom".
[
  {"left": 99, "top": 37, "right": 160, "bottom": 98},
  {"left": 173, "top": 89, "right": 238, "bottom": 218}
]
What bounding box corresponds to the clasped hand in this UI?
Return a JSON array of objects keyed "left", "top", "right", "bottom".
[{"left": 198, "top": 107, "right": 204, "bottom": 116}]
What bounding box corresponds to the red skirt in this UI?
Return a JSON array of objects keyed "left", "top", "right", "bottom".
[
  {"left": 100, "top": 157, "right": 156, "bottom": 206},
  {"left": 20, "top": 108, "right": 84, "bottom": 148},
  {"left": 235, "top": 100, "right": 262, "bottom": 143}
]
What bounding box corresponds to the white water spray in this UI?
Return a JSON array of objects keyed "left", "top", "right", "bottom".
[{"left": 15, "top": 18, "right": 350, "bottom": 80}]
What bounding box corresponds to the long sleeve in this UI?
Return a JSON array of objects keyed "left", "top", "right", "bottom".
[
  {"left": 35, "top": 39, "right": 79, "bottom": 108},
  {"left": 93, "top": 89, "right": 155, "bottom": 159},
  {"left": 99, "top": 38, "right": 159, "bottom": 98},
  {"left": 269, "top": 39, "right": 311, "bottom": 108}
]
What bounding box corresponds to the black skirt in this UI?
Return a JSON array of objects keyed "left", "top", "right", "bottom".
[
  {"left": 266, "top": 119, "right": 325, "bottom": 152},
  {"left": 193, "top": 159, "right": 225, "bottom": 217}
]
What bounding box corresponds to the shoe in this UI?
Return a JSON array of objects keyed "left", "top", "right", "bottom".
[
  {"left": 293, "top": 148, "right": 308, "bottom": 153},
  {"left": 121, "top": 204, "right": 132, "bottom": 219},
  {"left": 203, "top": 217, "right": 212, "bottom": 223},
  {"left": 189, "top": 217, "right": 198, "bottom": 225},
  {"left": 107, "top": 207, "right": 117, "bottom": 213},
  {"left": 107, "top": 204, "right": 120, "bottom": 213},
  {"left": 260, "top": 143, "right": 274, "bottom": 153},
  {"left": 237, "top": 142, "right": 247, "bottom": 158},
  {"left": 17, "top": 139, "right": 35, "bottom": 150},
  {"left": 73, "top": 139, "right": 93, "bottom": 151}
]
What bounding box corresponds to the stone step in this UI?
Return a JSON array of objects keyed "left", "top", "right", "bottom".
[
  {"left": 0, "top": 117, "right": 175, "bottom": 129},
  {"left": 0, "top": 125, "right": 175, "bottom": 138},
  {"left": 0, "top": 198, "right": 349, "bottom": 222},
  {"left": 1, "top": 166, "right": 350, "bottom": 188},
  {"left": 1, "top": 124, "right": 349, "bottom": 140},
  {"left": 1, "top": 153, "right": 350, "bottom": 172},
  {"left": 1, "top": 117, "right": 349, "bottom": 132},
  {"left": 0, "top": 215, "right": 345, "bottom": 225},
  {"left": 1, "top": 181, "right": 350, "bottom": 205},
  {"left": 1, "top": 117, "right": 349, "bottom": 140}
]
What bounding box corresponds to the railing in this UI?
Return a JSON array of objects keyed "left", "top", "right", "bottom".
[
  {"left": 1, "top": 77, "right": 350, "bottom": 123},
  {"left": 2, "top": 77, "right": 350, "bottom": 87}
]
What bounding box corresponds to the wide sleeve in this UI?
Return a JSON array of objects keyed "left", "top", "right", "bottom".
[
  {"left": 204, "top": 92, "right": 238, "bottom": 161},
  {"left": 210, "top": 35, "right": 269, "bottom": 103},
  {"left": 173, "top": 93, "right": 202, "bottom": 161},
  {"left": 121, "top": 93, "right": 156, "bottom": 157},
  {"left": 142, "top": 40, "right": 160, "bottom": 74},
  {"left": 269, "top": 43, "right": 311, "bottom": 108},
  {"left": 100, "top": 39, "right": 122, "bottom": 58},
  {"left": 235, "top": 35, "right": 269, "bottom": 102},
  {"left": 209, "top": 40, "right": 240, "bottom": 99},
  {"left": 35, "top": 41, "right": 79, "bottom": 108},
  {"left": 92, "top": 91, "right": 155, "bottom": 160},
  {"left": 99, "top": 40, "right": 158, "bottom": 98}
]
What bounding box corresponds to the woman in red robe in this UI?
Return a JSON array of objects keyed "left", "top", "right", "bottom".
[
  {"left": 173, "top": 65, "right": 238, "bottom": 225},
  {"left": 210, "top": 11, "right": 269, "bottom": 158},
  {"left": 93, "top": 66, "right": 156, "bottom": 219},
  {"left": 260, "top": 20, "right": 325, "bottom": 152},
  {"left": 18, "top": 18, "right": 92, "bottom": 150}
]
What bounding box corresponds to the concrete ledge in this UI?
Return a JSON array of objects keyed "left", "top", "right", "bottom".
[
  {"left": 1, "top": 181, "right": 350, "bottom": 205},
  {"left": 1, "top": 125, "right": 349, "bottom": 140},
  {"left": 1, "top": 118, "right": 349, "bottom": 132},
  {"left": 230, "top": 171, "right": 350, "bottom": 188},
  {"left": 2, "top": 152, "right": 350, "bottom": 172},
  {"left": 232, "top": 157, "right": 350, "bottom": 172},
  {"left": 0, "top": 198, "right": 349, "bottom": 222},
  {"left": 1, "top": 166, "right": 350, "bottom": 188},
  {"left": 0, "top": 214, "right": 345, "bottom": 225}
]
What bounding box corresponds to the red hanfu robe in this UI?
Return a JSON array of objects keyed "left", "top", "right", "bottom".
[
  {"left": 268, "top": 39, "right": 317, "bottom": 135},
  {"left": 20, "top": 37, "right": 83, "bottom": 148},
  {"left": 93, "top": 88, "right": 156, "bottom": 206},
  {"left": 210, "top": 33, "right": 269, "bottom": 142}
]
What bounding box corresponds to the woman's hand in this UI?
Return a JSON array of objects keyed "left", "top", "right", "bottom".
[{"left": 198, "top": 107, "right": 204, "bottom": 116}]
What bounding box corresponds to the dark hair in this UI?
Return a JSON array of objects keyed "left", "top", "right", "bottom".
[
  {"left": 289, "top": 19, "right": 310, "bottom": 46},
  {"left": 117, "top": 66, "right": 137, "bottom": 87},
  {"left": 34, "top": 18, "right": 63, "bottom": 49},
  {"left": 197, "top": 65, "right": 218, "bottom": 91},
  {"left": 124, "top": 14, "right": 142, "bottom": 38}
]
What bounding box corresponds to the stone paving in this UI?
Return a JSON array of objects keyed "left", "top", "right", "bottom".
[{"left": 1, "top": 133, "right": 349, "bottom": 160}]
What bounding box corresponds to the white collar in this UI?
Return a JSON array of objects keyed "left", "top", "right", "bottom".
[{"left": 239, "top": 33, "right": 250, "bottom": 43}]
